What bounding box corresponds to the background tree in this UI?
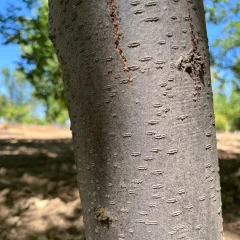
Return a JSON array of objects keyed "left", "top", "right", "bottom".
[
  {"left": 0, "top": 0, "right": 68, "bottom": 123},
  {"left": 0, "top": 67, "right": 45, "bottom": 124},
  {"left": 49, "top": 0, "right": 222, "bottom": 239},
  {"left": 205, "top": 0, "right": 240, "bottom": 130}
]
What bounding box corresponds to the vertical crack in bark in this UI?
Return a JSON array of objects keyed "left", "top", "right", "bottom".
[
  {"left": 177, "top": 1, "right": 205, "bottom": 97},
  {"left": 187, "top": 1, "right": 198, "bottom": 54},
  {"left": 108, "top": 0, "right": 132, "bottom": 84}
]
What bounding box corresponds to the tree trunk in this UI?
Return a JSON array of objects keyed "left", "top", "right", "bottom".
[{"left": 49, "top": 0, "right": 223, "bottom": 239}]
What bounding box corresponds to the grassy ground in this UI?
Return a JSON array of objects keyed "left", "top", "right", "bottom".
[{"left": 0, "top": 125, "right": 239, "bottom": 239}]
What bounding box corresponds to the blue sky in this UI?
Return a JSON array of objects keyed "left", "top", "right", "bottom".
[
  {"left": 0, "top": 0, "right": 21, "bottom": 71},
  {"left": 0, "top": 44, "right": 20, "bottom": 72}
]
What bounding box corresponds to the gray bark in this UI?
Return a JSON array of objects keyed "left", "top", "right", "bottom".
[{"left": 49, "top": 0, "right": 223, "bottom": 239}]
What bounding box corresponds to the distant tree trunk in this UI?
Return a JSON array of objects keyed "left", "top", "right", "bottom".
[{"left": 49, "top": 0, "right": 223, "bottom": 239}]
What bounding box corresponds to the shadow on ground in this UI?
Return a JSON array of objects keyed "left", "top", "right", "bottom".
[
  {"left": 0, "top": 139, "right": 74, "bottom": 167},
  {"left": 219, "top": 159, "right": 240, "bottom": 238},
  {"left": 0, "top": 161, "right": 85, "bottom": 240},
  {"left": 0, "top": 135, "right": 239, "bottom": 239}
]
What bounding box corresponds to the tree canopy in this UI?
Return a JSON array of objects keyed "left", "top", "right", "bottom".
[
  {"left": 205, "top": 0, "right": 240, "bottom": 130},
  {"left": 0, "top": 67, "right": 46, "bottom": 124},
  {"left": 0, "top": 0, "right": 68, "bottom": 124}
]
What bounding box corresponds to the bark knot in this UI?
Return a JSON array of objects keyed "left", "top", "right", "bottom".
[
  {"left": 177, "top": 49, "right": 205, "bottom": 95},
  {"left": 177, "top": 0, "right": 206, "bottom": 97},
  {"left": 94, "top": 206, "right": 111, "bottom": 227}
]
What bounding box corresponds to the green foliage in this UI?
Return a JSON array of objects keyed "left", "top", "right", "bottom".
[
  {"left": 214, "top": 93, "right": 230, "bottom": 131},
  {"left": 205, "top": 0, "right": 240, "bottom": 84},
  {"left": 228, "top": 86, "right": 240, "bottom": 130},
  {"left": 212, "top": 70, "right": 240, "bottom": 131},
  {"left": 205, "top": 0, "right": 240, "bottom": 131},
  {"left": 0, "top": 68, "right": 46, "bottom": 124},
  {"left": 213, "top": 91, "right": 240, "bottom": 132},
  {"left": 0, "top": 0, "right": 67, "bottom": 123},
  {"left": 205, "top": 0, "right": 229, "bottom": 24},
  {"left": 213, "top": 20, "right": 240, "bottom": 84}
]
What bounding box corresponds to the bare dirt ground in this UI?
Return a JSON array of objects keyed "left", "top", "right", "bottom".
[{"left": 0, "top": 125, "right": 239, "bottom": 240}]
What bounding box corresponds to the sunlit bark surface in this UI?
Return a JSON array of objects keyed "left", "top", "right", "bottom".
[{"left": 49, "top": 0, "right": 223, "bottom": 239}]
